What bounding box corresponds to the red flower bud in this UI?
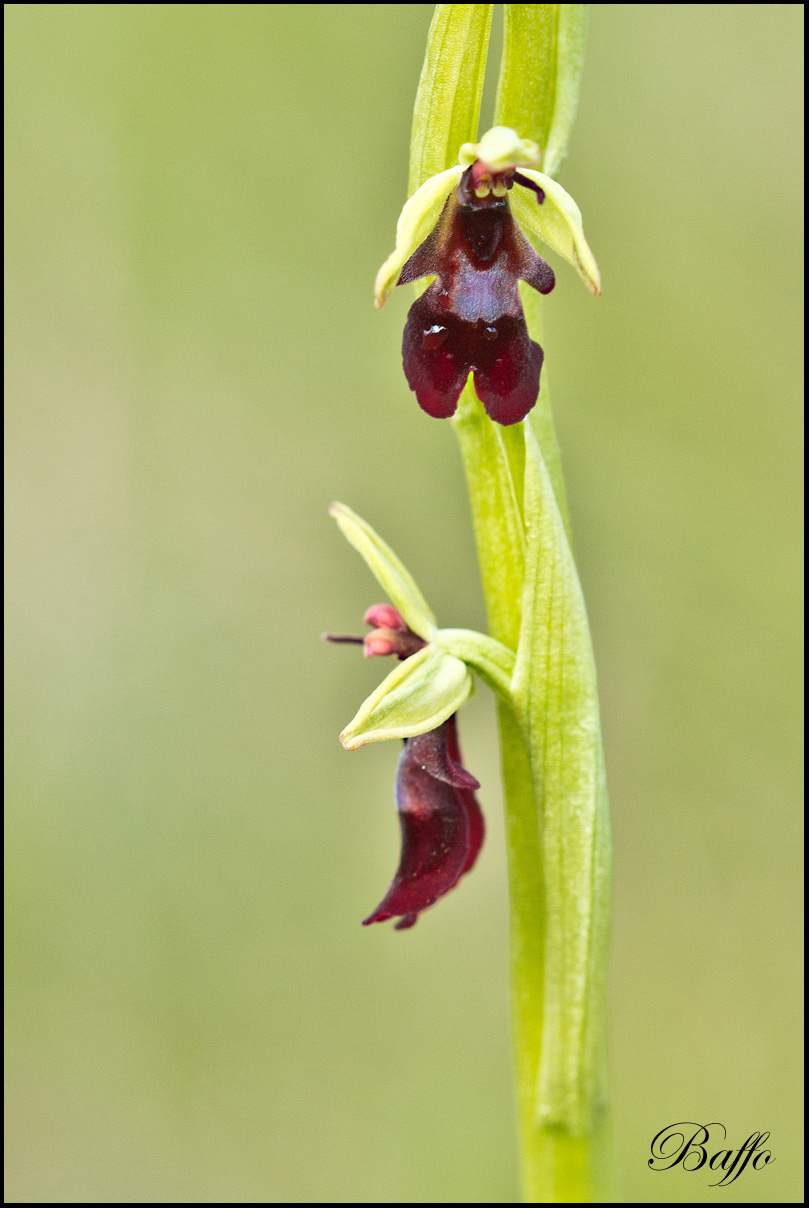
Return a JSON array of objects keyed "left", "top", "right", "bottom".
[{"left": 363, "top": 603, "right": 408, "bottom": 631}]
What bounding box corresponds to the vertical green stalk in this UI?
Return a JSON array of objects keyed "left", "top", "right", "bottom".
[{"left": 408, "top": 6, "right": 612, "bottom": 1201}]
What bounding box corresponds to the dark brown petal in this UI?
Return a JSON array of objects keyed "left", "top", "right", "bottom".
[
  {"left": 407, "top": 723, "right": 480, "bottom": 790},
  {"left": 402, "top": 293, "right": 470, "bottom": 419},
  {"left": 446, "top": 717, "right": 485, "bottom": 876},
  {"left": 513, "top": 226, "right": 556, "bottom": 295},
  {"left": 362, "top": 718, "right": 484, "bottom": 930},
  {"left": 472, "top": 316, "right": 544, "bottom": 427}
]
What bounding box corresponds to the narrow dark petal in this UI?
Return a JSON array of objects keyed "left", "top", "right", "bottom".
[
  {"left": 514, "top": 171, "right": 545, "bottom": 205},
  {"left": 514, "top": 227, "right": 556, "bottom": 295},
  {"left": 363, "top": 718, "right": 484, "bottom": 929},
  {"left": 398, "top": 222, "right": 443, "bottom": 285},
  {"left": 472, "top": 316, "right": 544, "bottom": 426},
  {"left": 402, "top": 294, "right": 470, "bottom": 419}
]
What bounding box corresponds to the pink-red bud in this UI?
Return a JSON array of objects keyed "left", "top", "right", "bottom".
[
  {"left": 363, "top": 603, "right": 407, "bottom": 631},
  {"left": 363, "top": 628, "right": 400, "bottom": 658}
]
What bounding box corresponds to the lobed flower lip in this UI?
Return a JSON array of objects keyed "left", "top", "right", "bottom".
[{"left": 362, "top": 716, "right": 484, "bottom": 931}]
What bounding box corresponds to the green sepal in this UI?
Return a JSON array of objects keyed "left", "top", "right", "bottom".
[
  {"left": 329, "top": 502, "right": 437, "bottom": 640},
  {"left": 340, "top": 644, "right": 473, "bottom": 750},
  {"left": 511, "top": 168, "right": 601, "bottom": 295},
  {"left": 373, "top": 166, "right": 462, "bottom": 308}
]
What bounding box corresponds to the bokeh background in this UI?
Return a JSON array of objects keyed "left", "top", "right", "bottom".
[{"left": 5, "top": 4, "right": 803, "bottom": 1202}]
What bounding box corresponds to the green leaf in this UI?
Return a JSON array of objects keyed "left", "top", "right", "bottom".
[
  {"left": 495, "top": 4, "right": 587, "bottom": 180},
  {"left": 374, "top": 165, "right": 461, "bottom": 308},
  {"left": 409, "top": 3, "right": 493, "bottom": 192},
  {"left": 542, "top": 4, "right": 587, "bottom": 180},
  {"left": 329, "top": 502, "right": 436, "bottom": 640},
  {"left": 511, "top": 168, "right": 601, "bottom": 295},
  {"left": 340, "top": 645, "right": 472, "bottom": 750},
  {"left": 511, "top": 422, "right": 611, "bottom": 1137}
]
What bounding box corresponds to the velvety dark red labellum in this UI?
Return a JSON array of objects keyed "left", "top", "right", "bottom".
[
  {"left": 399, "top": 166, "right": 555, "bottom": 426},
  {"left": 363, "top": 716, "right": 484, "bottom": 930}
]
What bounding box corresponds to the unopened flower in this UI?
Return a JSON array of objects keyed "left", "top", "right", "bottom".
[
  {"left": 325, "top": 604, "right": 483, "bottom": 929},
  {"left": 375, "top": 126, "right": 600, "bottom": 426}
]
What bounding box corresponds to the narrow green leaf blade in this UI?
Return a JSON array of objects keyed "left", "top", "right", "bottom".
[
  {"left": 542, "top": 4, "right": 587, "bottom": 180},
  {"left": 512, "top": 424, "right": 611, "bottom": 1137},
  {"left": 340, "top": 645, "right": 472, "bottom": 749},
  {"left": 409, "top": 3, "right": 493, "bottom": 193},
  {"left": 495, "top": 4, "right": 587, "bottom": 180},
  {"left": 495, "top": 4, "right": 558, "bottom": 158}
]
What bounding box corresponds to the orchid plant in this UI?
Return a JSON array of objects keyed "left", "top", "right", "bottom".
[{"left": 324, "top": 6, "right": 613, "bottom": 1202}]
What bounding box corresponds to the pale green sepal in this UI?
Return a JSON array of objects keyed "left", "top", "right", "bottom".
[
  {"left": 340, "top": 645, "right": 472, "bottom": 750},
  {"left": 437, "top": 627, "right": 515, "bottom": 699},
  {"left": 408, "top": 4, "right": 492, "bottom": 195},
  {"left": 512, "top": 424, "right": 611, "bottom": 1137},
  {"left": 511, "top": 168, "right": 601, "bottom": 296},
  {"left": 374, "top": 166, "right": 462, "bottom": 308},
  {"left": 329, "top": 502, "right": 437, "bottom": 640}
]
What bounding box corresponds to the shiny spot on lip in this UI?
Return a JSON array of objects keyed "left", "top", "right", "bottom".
[
  {"left": 422, "top": 324, "right": 448, "bottom": 351},
  {"left": 483, "top": 325, "right": 498, "bottom": 341}
]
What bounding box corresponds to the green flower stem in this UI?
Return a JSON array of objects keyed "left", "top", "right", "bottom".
[
  {"left": 519, "top": 285, "right": 573, "bottom": 544},
  {"left": 408, "top": 6, "right": 613, "bottom": 1201}
]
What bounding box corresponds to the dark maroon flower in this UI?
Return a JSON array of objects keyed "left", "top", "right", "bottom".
[
  {"left": 364, "top": 715, "right": 484, "bottom": 930},
  {"left": 399, "top": 165, "right": 555, "bottom": 426},
  {"left": 374, "top": 126, "right": 601, "bottom": 426},
  {"left": 324, "top": 604, "right": 484, "bottom": 930}
]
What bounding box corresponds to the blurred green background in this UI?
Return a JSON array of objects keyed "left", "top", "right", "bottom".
[{"left": 5, "top": 4, "right": 803, "bottom": 1202}]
